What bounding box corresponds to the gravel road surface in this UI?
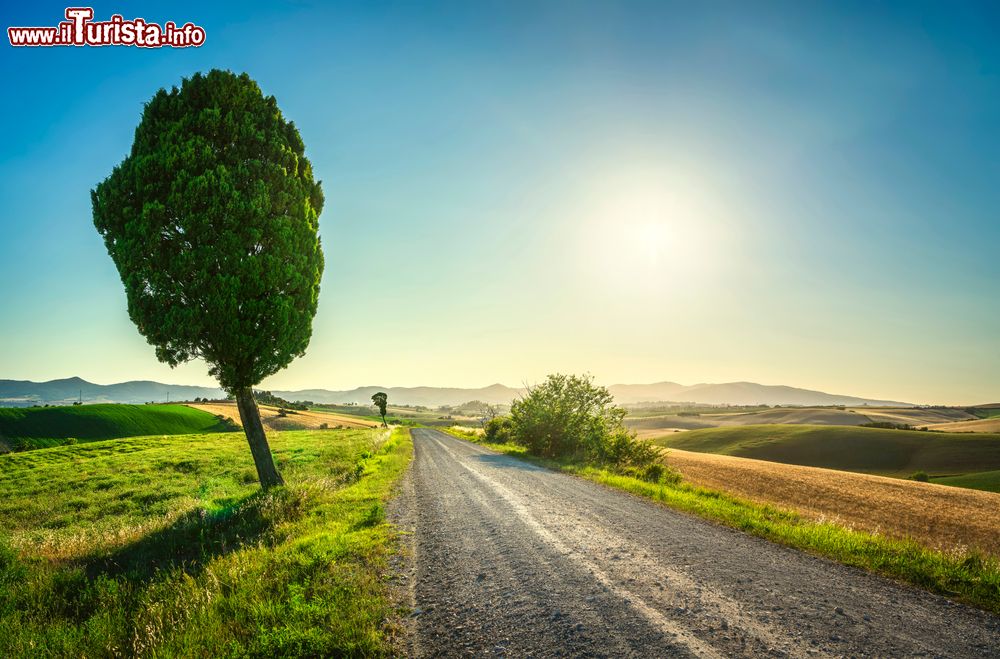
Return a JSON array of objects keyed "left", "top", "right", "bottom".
[{"left": 391, "top": 428, "right": 1000, "bottom": 657}]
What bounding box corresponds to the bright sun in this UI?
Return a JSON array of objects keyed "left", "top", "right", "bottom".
[{"left": 581, "top": 172, "right": 725, "bottom": 292}]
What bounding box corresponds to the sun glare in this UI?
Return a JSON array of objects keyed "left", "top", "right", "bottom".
[{"left": 579, "top": 169, "right": 728, "bottom": 294}]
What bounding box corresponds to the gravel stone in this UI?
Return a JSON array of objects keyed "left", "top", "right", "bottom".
[{"left": 390, "top": 429, "right": 1000, "bottom": 657}]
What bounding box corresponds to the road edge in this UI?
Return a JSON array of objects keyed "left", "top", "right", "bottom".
[{"left": 438, "top": 426, "right": 1000, "bottom": 617}]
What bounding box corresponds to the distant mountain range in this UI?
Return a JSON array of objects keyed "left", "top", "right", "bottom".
[
  {"left": 604, "top": 381, "right": 911, "bottom": 407},
  {"left": 0, "top": 377, "right": 225, "bottom": 406},
  {"left": 0, "top": 377, "right": 912, "bottom": 408}
]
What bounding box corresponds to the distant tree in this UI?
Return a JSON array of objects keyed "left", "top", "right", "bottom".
[
  {"left": 92, "top": 70, "right": 325, "bottom": 488},
  {"left": 371, "top": 392, "right": 388, "bottom": 428},
  {"left": 253, "top": 390, "right": 307, "bottom": 411},
  {"left": 479, "top": 402, "right": 501, "bottom": 427}
]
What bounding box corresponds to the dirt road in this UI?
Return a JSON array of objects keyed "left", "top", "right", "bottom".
[{"left": 392, "top": 429, "right": 1000, "bottom": 657}]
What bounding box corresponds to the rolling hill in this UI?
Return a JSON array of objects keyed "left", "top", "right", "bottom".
[
  {"left": 1, "top": 377, "right": 916, "bottom": 408},
  {"left": 934, "top": 470, "right": 1000, "bottom": 493},
  {"left": 924, "top": 418, "right": 1000, "bottom": 433},
  {"left": 653, "top": 424, "right": 1000, "bottom": 477},
  {"left": 858, "top": 407, "right": 977, "bottom": 426},
  {"left": 663, "top": 448, "right": 1000, "bottom": 552},
  {"left": 186, "top": 402, "right": 378, "bottom": 431},
  {"left": 0, "top": 404, "right": 236, "bottom": 452},
  {"left": 279, "top": 381, "right": 912, "bottom": 407},
  {"left": 273, "top": 383, "right": 522, "bottom": 407},
  {"left": 627, "top": 407, "right": 872, "bottom": 434},
  {"left": 626, "top": 406, "right": 978, "bottom": 437},
  {"left": 610, "top": 381, "right": 910, "bottom": 406}
]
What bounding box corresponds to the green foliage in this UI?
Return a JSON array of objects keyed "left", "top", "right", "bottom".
[
  {"left": 910, "top": 471, "right": 931, "bottom": 482},
  {"left": 0, "top": 428, "right": 411, "bottom": 656},
  {"left": 483, "top": 416, "right": 513, "bottom": 443},
  {"left": 509, "top": 373, "right": 656, "bottom": 467},
  {"left": 371, "top": 392, "right": 388, "bottom": 427},
  {"left": 641, "top": 462, "right": 680, "bottom": 485},
  {"left": 370, "top": 392, "right": 387, "bottom": 416},
  {"left": 254, "top": 390, "right": 310, "bottom": 410},
  {"left": 615, "top": 461, "right": 682, "bottom": 485},
  {"left": 91, "top": 69, "right": 324, "bottom": 392},
  {"left": 655, "top": 423, "right": 1000, "bottom": 477},
  {"left": 862, "top": 421, "right": 915, "bottom": 430},
  {"left": 0, "top": 404, "right": 237, "bottom": 451}
]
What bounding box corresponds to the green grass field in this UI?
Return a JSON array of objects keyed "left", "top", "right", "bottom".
[
  {"left": 0, "top": 404, "right": 237, "bottom": 451},
  {"left": 624, "top": 405, "right": 771, "bottom": 418},
  {"left": 934, "top": 470, "right": 1000, "bottom": 493},
  {"left": 0, "top": 427, "right": 412, "bottom": 656},
  {"left": 971, "top": 406, "right": 1000, "bottom": 420},
  {"left": 653, "top": 424, "right": 1000, "bottom": 478}
]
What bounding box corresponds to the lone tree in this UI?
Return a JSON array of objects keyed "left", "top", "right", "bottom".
[
  {"left": 371, "top": 392, "right": 388, "bottom": 427},
  {"left": 509, "top": 373, "right": 657, "bottom": 466},
  {"left": 92, "top": 70, "right": 325, "bottom": 488}
]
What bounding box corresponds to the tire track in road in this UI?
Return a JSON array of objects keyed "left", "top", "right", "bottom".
[
  {"left": 436, "top": 438, "right": 728, "bottom": 659},
  {"left": 395, "top": 428, "right": 1000, "bottom": 657}
]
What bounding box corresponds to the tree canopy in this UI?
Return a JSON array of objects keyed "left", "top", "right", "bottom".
[
  {"left": 371, "top": 392, "right": 388, "bottom": 428},
  {"left": 92, "top": 70, "right": 324, "bottom": 487},
  {"left": 92, "top": 70, "right": 324, "bottom": 391}
]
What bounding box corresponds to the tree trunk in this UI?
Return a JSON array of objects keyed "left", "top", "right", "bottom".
[
  {"left": 381, "top": 413, "right": 387, "bottom": 428},
  {"left": 234, "top": 386, "right": 284, "bottom": 488}
]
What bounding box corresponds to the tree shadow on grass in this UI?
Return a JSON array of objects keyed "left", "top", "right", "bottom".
[{"left": 83, "top": 489, "right": 291, "bottom": 583}]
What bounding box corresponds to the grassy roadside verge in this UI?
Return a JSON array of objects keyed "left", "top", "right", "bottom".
[
  {"left": 0, "top": 427, "right": 413, "bottom": 657},
  {"left": 441, "top": 427, "right": 1000, "bottom": 614}
]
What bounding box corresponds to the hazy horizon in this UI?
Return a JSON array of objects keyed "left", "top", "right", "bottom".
[
  {"left": 0, "top": 372, "right": 983, "bottom": 407},
  {"left": 3, "top": 2, "right": 999, "bottom": 406}
]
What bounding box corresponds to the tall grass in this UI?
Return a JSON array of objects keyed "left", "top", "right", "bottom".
[{"left": 0, "top": 427, "right": 412, "bottom": 656}]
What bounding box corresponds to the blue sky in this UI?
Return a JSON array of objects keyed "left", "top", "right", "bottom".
[{"left": 1, "top": 1, "right": 998, "bottom": 404}]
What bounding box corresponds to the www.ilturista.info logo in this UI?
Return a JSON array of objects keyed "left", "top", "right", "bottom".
[{"left": 8, "top": 7, "right": 206, "bottom": 48}]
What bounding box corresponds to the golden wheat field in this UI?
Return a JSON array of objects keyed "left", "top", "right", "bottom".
[
  {"left": 923, "top": 418, "right": 1000, "bottom": 433},
  {"left": 187, "top": 402, "right": 378, "bottom": 430},
  {"left": 663, "top": 448, "right": 1000, "bottom": 555}
]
